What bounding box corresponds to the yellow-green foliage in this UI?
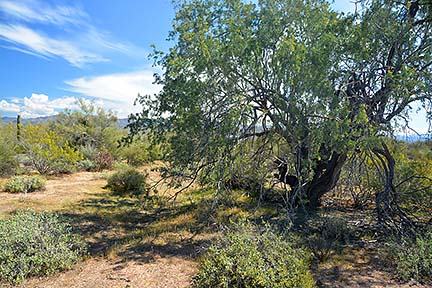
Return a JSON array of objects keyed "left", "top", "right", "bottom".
[
  {"left": 0, "top": 123, "right": 18, "bottom": 176},
  {"left": 192, "top": 220, "right": 316, "bottom": 288},
  {"left": 21, "top": 124, "right": 82, "bottom": 174}
]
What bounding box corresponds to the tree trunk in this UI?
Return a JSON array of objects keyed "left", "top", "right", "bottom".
[
  {"left": 276, "top": 152, "right": 347, "bottom": 208},
  {"left": 303, "top": 152, "right": 347, "bottom": 208}
]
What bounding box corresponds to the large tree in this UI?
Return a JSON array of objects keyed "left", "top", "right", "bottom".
[{"left": 129, "top": 0, "right": 432, "bottom": 215}]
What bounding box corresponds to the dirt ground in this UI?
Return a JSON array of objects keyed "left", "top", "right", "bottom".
[{"left": 0, "top": 171, "right": 430, "bottom": 287}]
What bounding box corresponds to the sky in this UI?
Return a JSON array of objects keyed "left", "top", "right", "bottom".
[{"left": 0, "top": 0, "right": 428, "bottom": 133}]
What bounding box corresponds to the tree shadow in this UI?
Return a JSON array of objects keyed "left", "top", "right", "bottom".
[{"left": 60, "top": 193, "right": 215, "bottom": 264}]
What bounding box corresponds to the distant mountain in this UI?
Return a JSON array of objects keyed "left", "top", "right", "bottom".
[
  {"left": 396, "top": 134, "right": 431, "bottom": 143},
  {"left": 1, "top": 115, "right": 130, "bottom": 129},
  {"left": 1, "top": 115, "right": 55, "bottom": 125}
]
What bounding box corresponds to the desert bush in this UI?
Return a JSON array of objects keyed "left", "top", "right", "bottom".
[
  {"left": 0, "top": 210, "right": 86, "bottom": 284},
  {"left": 20, "top": 125, "right": 82, "bottom": 175},
  {"left": 120, "top": 141, "right": 152, "bottom": 166},
  {"left": 306, "top": 216, "right": 350, "bottom": 261},
  {"left": 3, "top": 176, "right": 45, "bottom": 193},
  {"left": 389, "top": 231, "right": 432, "bottom": 283},
  {"left": 76, "top": 159, "right": 96, "bottom": 171},
  {"left": 0, "top": 124, "right": 18, "bottom": 177},
  {"left": 78, "top": 144, "right": 113, "bottom": 171},
  {"left": 105, "top": 166, "right": 147, "bottom": 196},
  {"left": 93, "top": 151, "right": 114, "bottom": 171},
  {"left": 192, "top": 220, "right": 315, "bottom": 288}
]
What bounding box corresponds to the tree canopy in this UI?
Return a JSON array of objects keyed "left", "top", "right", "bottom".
[{"left": 128, "top": 0, "right": 432, "bottom": 226}]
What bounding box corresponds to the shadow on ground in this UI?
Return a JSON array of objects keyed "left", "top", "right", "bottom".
[{"left": 60, "top": 193, "right": 215, "bottom": 264}]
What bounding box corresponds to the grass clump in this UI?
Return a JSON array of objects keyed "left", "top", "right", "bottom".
[
  {"left": 0, "top": 210, "right": 87, "bottom": 284},
  {"left": 192, "top": 220, "right": 315, "bottom": 288},
  {"left": 389, "top": 231, "right": 432, "bottom": 284},
  {"left": 105, "top": 166, "right": 147, "bottom": 196},
  {"left": 3, "top": 176, "right": 45, "bottom": 193}
]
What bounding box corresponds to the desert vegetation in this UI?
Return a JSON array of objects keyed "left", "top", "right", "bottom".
[{"left": 0, "top": 0, "right": 432, "bottom": 287}]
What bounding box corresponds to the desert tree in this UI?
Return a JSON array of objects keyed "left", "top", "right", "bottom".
[{"left": 128, "top": 0, "right": 432, "bottom": 227}]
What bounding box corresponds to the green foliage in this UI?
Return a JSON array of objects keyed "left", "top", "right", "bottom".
[
  {"left": 192, "top": 220, "right": 315, "bottom": 288},
  {"left": 389, "top": 231, "right": 432, "bottom": 283},
  {"left": 51, "top": 100, "right": 124, "bottom": 159},
  {"left": 76, "top": 159, "right": 96, "bottom": 172},
  {"left": 392, "top": 141, "right": 432, "bottom": 217},
  {"left": 105, "top": 166, "right": 148, "bottom": 196},
  {"left": 20, "top": 124, "right": 82, "bottom": 174},
  {"left": 119, "top": 136, "right": 160, "bottom": 166},
  {"left": 306, "top": 216, "right": 350, "bottom": 261},
  {"left": 0, "top": 210, "right": 86, "bottom": 284},
  {"left": 3, "top": 176, "right": 45, "bottom": 193},
  {"left": 128, "top": 0, "right": 432, "bottom": 207},
  {"left": 0, "top": 123, "right": 18, "bottom": 177}
]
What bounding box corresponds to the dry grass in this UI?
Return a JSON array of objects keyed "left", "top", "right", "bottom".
[{"left": 0, "top": 167, "right": 428, "bottom": 287}]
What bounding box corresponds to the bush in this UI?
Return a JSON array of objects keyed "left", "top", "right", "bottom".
[
  {"left": 78, "top": 144, "right": 113, "bottom": 171},
  {"left": 389, "top": 231, "right": 432, "bottom": 283},
  {"left": 20, "top": 125, "right": 82, "bottom": 175},
  {"left": 4, "top": 176, "right": 45, "bottom": 193},
  {"left": 192, "top": 221, "right": 315, "bottom": 288},
  {"left": 306, "top": 216, "right": 350, "bottom": 261},
  {"left": 0, "top": 125, "right": 18, "bottom": 177},
  {"left": 0, "top": 210, "right": 86, "bottom": 284},
  {"left": 105, "top": 166, "right": 147, "bottom": 196},
  {"left": 76, "top": 159, "right": 96, "bottom": 172}
]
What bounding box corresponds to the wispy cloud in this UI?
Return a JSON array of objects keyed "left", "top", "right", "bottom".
[
  {"left": 0, "top": 24, "right": 108, "bottom": 67},
  {"left": 65, "top": 70, "right": 161, "bottom": 117},
  {"left": 0, "top": 0, "right": 145, "bottom": 67},
  {"left": 0, "top": 0, "right": 87, "bottom": 26}
]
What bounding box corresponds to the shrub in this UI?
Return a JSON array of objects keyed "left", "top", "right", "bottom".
[
  {"left": 93, "top": 151, "right": 114, "bottom": 171},
  {"left": 78, "top": 144, "right": 113, "bottom": 171},
  {"left": 192, "top": 221, "right": 315, "bottom": 288},
  {"left": 0, "top": 210, "right": 86, "bottom": 284},
  {"left": 4, "top": 176, "right": 45, "bottom": 193},
  {"left": 20, "top": 125, "right": 82, "bottom": 175},
  {"left": 105, "top": 166, "right": 147, "bottom": 196},
  {"left": 306, "top": 216, "right": 350, "bottom": 262},
  {"left": 389, "top": 231, "right": 432, "bottom": 283},
  {"left": 76, "top": 159, "right": 96, "bottom": 172},
  {"left": 0, "top": 125, "right": 18, "bottom": 177}
]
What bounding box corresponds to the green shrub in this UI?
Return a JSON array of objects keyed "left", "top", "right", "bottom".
[
  {"left": 389, "top": 231, "right": 432, "bottom": 283},
  {"left": 20, "top": 125, "right": 82, "bottom": 175},
  {"left": 306, "top": 216, "right": 350, "bottom": 261},
  {"left": 4, "top": 176, "right": 45, "bottom": 193},
  {"left": 105, "top": 166, "right": 147, "bottom": 196},
  {"left": 76, "top": 159, "right": 96, "bottom": 172},
  {"left": 192, "top": 221, "right": 316, "bottom": 288},
  {"left": 0, "top": 125, "right": 18, "bottom": 177},
  {"left": 0, "top": 210, "right": 86, "bottom": 284}
]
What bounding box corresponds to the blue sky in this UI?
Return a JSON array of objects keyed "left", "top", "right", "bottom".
[{"left": 0, "top": 0, "right": 428, "bottom": 133}]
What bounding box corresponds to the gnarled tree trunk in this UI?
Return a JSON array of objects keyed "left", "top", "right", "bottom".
[{"left": 277, "top": 152, "right": 347, "bottom": 208}]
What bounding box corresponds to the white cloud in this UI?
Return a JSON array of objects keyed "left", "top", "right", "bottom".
[
  {"left": 0, "top": 93, "right": 78, "bottom": 118},
  {"left": 0, "top": 24, "right": 108, "bottom": 67},
  {"left": 0, "top": 0, "right": 144, "bottom": 67},
  {"left": 0, "top": 100, "right": 20, "bottom": 112},
  {"left": 65, "top": 70, "right": 161, "bottom": 118}
]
